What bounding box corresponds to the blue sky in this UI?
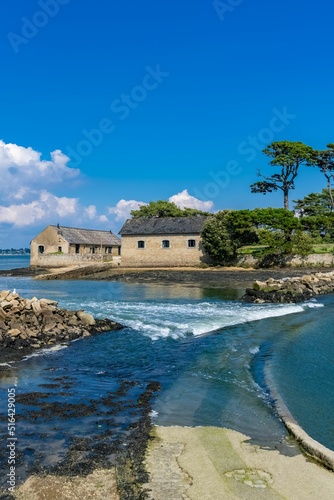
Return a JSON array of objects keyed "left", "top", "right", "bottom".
[{"left": 1, "top": 0, "right": 334, "bottom": 246}]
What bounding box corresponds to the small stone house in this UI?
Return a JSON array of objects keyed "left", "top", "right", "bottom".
[
  {"left": 30, "top": 225, "right": 121, "bottom": 267},
  {"left": 119, "top": 216, "right": 210, "bottom": 267}
]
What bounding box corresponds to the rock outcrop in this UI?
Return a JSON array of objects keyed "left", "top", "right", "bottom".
[
  {"left": 242, "top": 271, "right": 334, "bottom": 303},
  {"left": 0, "top": 290, "right": 124, "bottom": 350}
]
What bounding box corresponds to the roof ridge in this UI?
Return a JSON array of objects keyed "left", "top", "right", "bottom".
[{"left": 50, "top": 225, "right": 116, "bottom": 233}]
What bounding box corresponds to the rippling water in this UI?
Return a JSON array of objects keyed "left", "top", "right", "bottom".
[
  {"left": 0, "top": 271, "right": 333, "bottom": 485},
  {"left": 0, "top": 255, "right": 29, "bottom": 270}
]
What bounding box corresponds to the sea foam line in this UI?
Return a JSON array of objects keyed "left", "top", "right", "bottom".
[{"left": 21, "top": 344, "right": 68, "bottom": 361}]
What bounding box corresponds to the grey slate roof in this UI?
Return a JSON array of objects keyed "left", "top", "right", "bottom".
[
  {"left": 119, "top": 216, "right": 209, "bottom": 236},
  {"left": 50, "top": 225, "right": 121, "bottom": 246}
]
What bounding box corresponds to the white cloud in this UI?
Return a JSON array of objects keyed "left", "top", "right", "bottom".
[
  {"left": 108, "top": 199, "right": 146, "bottom": 221},
  {"left": 0, "top": 140, "right": 79, "bottom": 200},
  {"left": 169, "top": 189, "right": 213, "bottom": 211},
  {"left": 85, "top": 205, "right": 97, "bottom": 220},
  {"left": 0, "top": 191, "right": 78, "bottom": 227},
  {"left": 107, "top": 191, "right": 213, "bottom": 224}
]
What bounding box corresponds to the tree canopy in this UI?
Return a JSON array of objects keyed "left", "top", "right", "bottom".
[
  {"left": 130, "top": 200, "right": 210, "bottom": 218},
  {"left": 250, "top": 141, "right": 314, "bottom": 209},
  {"left": 293, "top": 190, "right": 333, "bottom": 217},
  {"left": 201, "top": 208, "right": 313, "bottom": 265},
  {"left": 201, "top": 210, "right": 259, "bottom": 264},
  {"left": 312, "top": 144, "right": 334, "bottom": 210}
]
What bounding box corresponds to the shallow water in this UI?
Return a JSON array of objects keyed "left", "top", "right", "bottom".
[
  {"left": 0, "top": 255, "right": 29, "bottom": 270},
  {"left": 0, "top": 272, "right": 332, "bottom": 485}
]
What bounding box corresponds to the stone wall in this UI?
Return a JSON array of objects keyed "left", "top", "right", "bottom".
[
  {"left": 31, "top": 254, "right": 121, "bottom": 268},
  {"left": 236, "top": 253, "right": 334, "bottom": 268},
  {"left": 120, "top": 234, "right": 210, "bottom": 267}
]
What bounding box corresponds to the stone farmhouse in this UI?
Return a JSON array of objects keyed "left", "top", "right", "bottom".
[
  {"left": 119, "top": 216, "right": 211, "bottom": 267},
  {"left": 30, "top": 225, "right": 121, "bottom": 267}
]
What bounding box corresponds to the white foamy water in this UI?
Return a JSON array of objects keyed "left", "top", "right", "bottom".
[
  {"left": 21, "top": 344, "right": 69, "bottom": 361},
  {"left": 62, "top": 298, "right": 320, "bottom": 341}
]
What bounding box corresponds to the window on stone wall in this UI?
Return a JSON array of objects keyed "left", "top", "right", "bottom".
[
  {"left": 138, "top": 240, "right": 145, "bottom": 249},
  {"left": 188, "top": 239, "right": 196, "bottom": 248},
  {"left": 162, "top": 240, "right": 170, "bottom": 248},
  {"left": 90, "top": 247, "right": 95, "bottom": 254},
  {"left": 38, "top": 245, "right": 44, "bottom": 254},
  {"left": 105, "top": 247, "right": 112, "bottom": 254},
  {"left": 58, "top": 246, "right": 62, "bottom": 253}
]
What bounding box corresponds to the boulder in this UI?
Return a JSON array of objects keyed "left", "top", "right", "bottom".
[
  {"left": 1, "top": 300, "right": 13, "bottom": 310},
  {"left": 0, "top": 308, "right": 8, "bottom": 321},
  {"left": 32, "top": 300, "right": 42, "bottom": 316},
  {"left": 76, "top": 310, "right": 96, "bottom": 326},
  {"left": 8, "top": 329, "right": 21, "bottom": 337}
]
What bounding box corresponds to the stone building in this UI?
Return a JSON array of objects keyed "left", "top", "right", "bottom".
[
  {"left": 119, "top": 216, "right": 210, "bottom": 267},
  {"left": 30, "top": 225, "right": 121, "bottom": 267}
]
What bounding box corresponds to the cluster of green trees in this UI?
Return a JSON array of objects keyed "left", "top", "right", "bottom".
[
  {"left": 127, "top": 140, "right": 334, "bottom": 266},
  {"left": 250, "top": 141, "right": 334, "bottom": 210},
  {"left": 130, "top": 200, "right": 210, "bottom": 218},
  {"left": 201, "top": 208, "right": 317, "bottom": 265},
  {"left": 202, "top": 140, "right": 334, "bottom": 264}
]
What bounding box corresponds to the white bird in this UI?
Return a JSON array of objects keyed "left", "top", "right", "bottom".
[{"left": 12, "top": 288, "right": 16, "bottom": 294}]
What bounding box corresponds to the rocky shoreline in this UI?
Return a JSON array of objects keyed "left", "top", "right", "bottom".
[
  {"left": 243, "top": 270, "right": 334, "bottom": 303},
  {"left": 0, "top": 264, "right": 327, "bottom": 289},
  {"left": 0, "top": 290, "right": 124, "bottom": 352}
]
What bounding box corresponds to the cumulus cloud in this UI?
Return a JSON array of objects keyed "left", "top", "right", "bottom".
[
  {"left": 85, "top": 205, "right": 97, "bottom": 220},
  {"left": 0, "top": 140, "right": 79, "bottom": 200},
  {"left": 108, "top": 199, "right": 146, "bottom": 221},
  {"left": 0, "top": 191, "right": 78, "bottom": 227},
  {"left": 107, "top": 191, "right": 213, "bottom": 223},
  {"left": 169, "top": 189, "right": 213, "bottom": 211}
]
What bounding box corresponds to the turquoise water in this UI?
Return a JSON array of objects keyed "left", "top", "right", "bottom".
[
  {"left": 268, "top": 294, "right": 334, "bottom": 450},
  {"left": 0, "top": 266, "right": 332, "bottom": 483}
]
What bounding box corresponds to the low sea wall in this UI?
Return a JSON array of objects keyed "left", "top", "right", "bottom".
[
  {"left": 237, "top": 253, "right": 334, "bottom": 268},
  {"left": 31, "top": 254, "right": 121, "bottom": 268},
  {"left": 243, "top": 270, "right": 334, "bottom": 303}
]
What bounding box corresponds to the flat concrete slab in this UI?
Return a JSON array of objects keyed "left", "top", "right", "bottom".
[{"left": 144, "top": 426, "right": 334, "bottom": 499}]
